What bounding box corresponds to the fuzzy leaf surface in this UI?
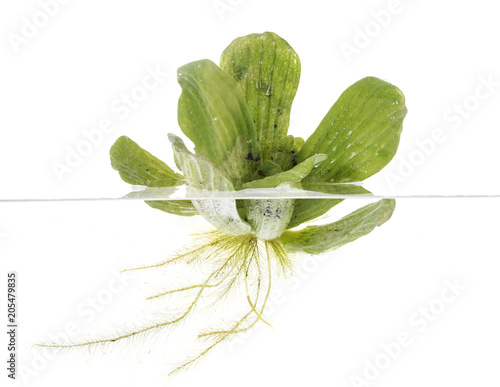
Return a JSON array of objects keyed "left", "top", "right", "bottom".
[
  {"left": 146, "top": 200, "right": 198, "bottom": 216},
  {"left": 245, "top": 199, "right": 295, "bottom": 240},
  {"left": 169, "top": 134, "right": 251, "bottom": 235},
  {"left": 220, "top": 32, "right": 301, "bottom": 162},
  {"left": 242, "top": 154, "right": 326, "bottom": 189},
  {"left": 110, "top": 136, "right": 198, "bottom": 216},
  {"left": 177, "top": 59, "right": 262, "bottom": 185},
  {"left": 110, "top": 136, "right": 184, "bottom": 187},
  {"left": 286, "top": 184, "right": 372, "bottom": 229},
  {"left": 297, "top": 77, "right": 407, "bottom": 183},
  {"left": 281, "top": 199, "right": 395, "bottom": 254}
]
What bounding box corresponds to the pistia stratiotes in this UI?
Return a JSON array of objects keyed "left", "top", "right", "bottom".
[{"left": 39, "top": 31, "right": 407, "bottom": 375}]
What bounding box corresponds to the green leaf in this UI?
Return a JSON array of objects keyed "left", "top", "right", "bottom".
[
  {"left": 286, "top": 184, "right": 372, "bottom": 229},
  {"left": 220, "top": 32, "right": 301, "bottom": 162},
  {"left": 177, "top": 59, "right": 262, "bottom": 185},
  {"left": 280, "top": 199, "right": 395, "bottom": 254},
  {"left": 110, "top": 136, "right": 198, "bottom": 217},
  {"left": 245, "top": 199, "right": 294, "bottom": 240},
  {"left": 268, "top": 135, "right": 305, "bottom": 171},
  {"left": 286, "top": 77, "right": 405, "bottom": 228},
  {"left": 169, "top": 134, "right": 251, "bottom": 235},
  {"left": 146, "top": 200, "right": 198, "bottom": 216},
  {"left": 242, "top": 154, "right": 326, "bottom": 189},
  {"left": 110, "top": 136, "right": 184, "bottom": 187},
  {"left": 290, "top": 182, "right": 372, "bottom": 196},
  {"left": 287, "top": 199, "right": 343, "bottom": 229},
  {"left": 297, "top": 77, "right": 407, "bottom": 183},
  {"left": 256, "top": 160, "right": 282, "bottom": 179},
  {"left": 169, "top": 134, "right": 233, "bottom": 191}
]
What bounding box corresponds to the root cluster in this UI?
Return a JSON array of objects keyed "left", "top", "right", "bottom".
[{"left": 37, "top": 230, "right": 294, "bottom": 375}]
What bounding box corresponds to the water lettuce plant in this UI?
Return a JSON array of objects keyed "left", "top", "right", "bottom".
[{"left": 40, "top": 31, "right": 406, "bottom": 375}]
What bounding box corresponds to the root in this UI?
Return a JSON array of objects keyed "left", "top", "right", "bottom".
[
  {"left": 245, "top": 243, "right": 272, "bottom": 328},
  {"left": 38, "top": 230, "right": 294, "bottom": 377},
  {"left": 147, "top": 282, "right": 220, "bottom": 300},
  {"left": 268, "top": 239, "right": 294, "bottom": 275},
  {"left": 122, "top": 231, "right": 237, "bottom": 272},
  {"left": 171, "top": 242, "right": 277, "bottom": 375}
]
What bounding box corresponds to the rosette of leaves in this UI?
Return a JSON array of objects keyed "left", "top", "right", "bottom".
[{"left": 40, "top": 32, "right": 406, "bottom": 374}]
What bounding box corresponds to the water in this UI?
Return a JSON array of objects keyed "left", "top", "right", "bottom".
[{"left": 1, "top": 192, "right": 499, "bottom": 386}]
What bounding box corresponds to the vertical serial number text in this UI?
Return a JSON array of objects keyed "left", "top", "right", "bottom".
[{"left": 7, "top": 272, "right": 17, "bottom": 380}]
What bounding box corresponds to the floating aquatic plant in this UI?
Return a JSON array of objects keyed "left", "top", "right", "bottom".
[{"left": 39, "top": 31, "right": 406, "bottom": 375}]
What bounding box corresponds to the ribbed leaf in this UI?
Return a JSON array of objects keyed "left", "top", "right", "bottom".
[
  {"left": 290, "top": 182, "right": 371, "bottom": 195},
  {"left": 268, "top": 135, "right": 305, "bottom": 171},
  {"left": 287, "top": 199, "right": 342, "bottom": 229},
  {"left": 110, "top": 136, "right": 198, "bottom": 217},
  {"left": 169, "top": 134, "right": 251, "bottom": 235},
  {"left": 110, "top": 136, "right": 184, "bottom": 187},
  {"left": 169, "top": 134, "right": 233, "bottom": 191},
  {"left": 281, "top": 199, "right": 395, "bottom": 254},
  {"left": 220, "top": 32, "right": 301, "bottom": 162},
  {"left": 245, "top": 199, "right": 294, "bottom": 240},
  {"left": 242, "top": 154, "right": 326, "bottom": 189},
  {"left": 297, "top": 77, "right": 407, "bottom": 183},
  {"left": 177, "top": 59, "right": 261, "bottom": 185},
  {"left": 286, "top": 184, "right": 372, "bottom": 229},
  {"left": 287, "top": 77, "right": 405, "bottom": 228},
  {"left": 146, "top": 200, "right": 198, "bottom": 216}
]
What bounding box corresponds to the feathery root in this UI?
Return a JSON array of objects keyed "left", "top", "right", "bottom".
[{"left": 35, "top": 230, "right": 294, "bottom": 376}]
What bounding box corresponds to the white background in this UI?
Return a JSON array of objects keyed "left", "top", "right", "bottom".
[
  {"left": 1, "top": 0, "right": 499, "bottom": 386},
  {"left": 1, "top": 0, "right": 500, "bottom": 198}
]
